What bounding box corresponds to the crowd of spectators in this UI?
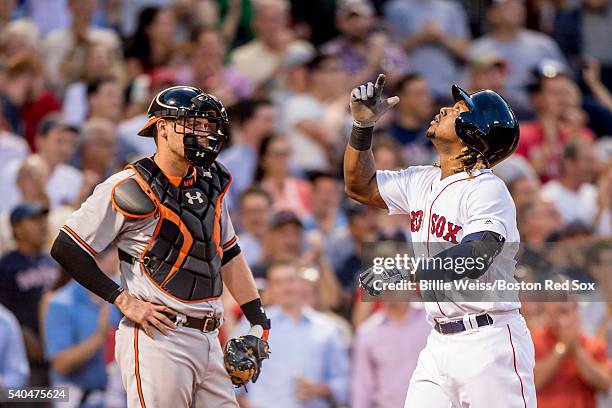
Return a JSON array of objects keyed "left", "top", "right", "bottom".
[{"left": 0, "top": 0, "right": 610, "bottom": 407}]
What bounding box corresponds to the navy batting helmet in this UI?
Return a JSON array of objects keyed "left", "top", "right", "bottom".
[
  {"left": 452, "top": 85, "right": 520, "bottom": 167},
  {"left": 138, "top": 86, "right": 229, "bottom": 168}
]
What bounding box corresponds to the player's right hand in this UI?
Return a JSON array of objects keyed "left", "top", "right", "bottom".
[
  {"left": 114, "top": 292, "right": 177, "bottom": 338},
  {"left": 350, "top": 74, "right": 400, "bottom": 128},
  {"left": 359, "top": 264, "right": 412, "bottom": 297}
]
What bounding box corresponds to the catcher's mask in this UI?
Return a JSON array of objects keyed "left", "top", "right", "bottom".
[{"left": 138, "top": 86, "right": 229, "bottom": 168}]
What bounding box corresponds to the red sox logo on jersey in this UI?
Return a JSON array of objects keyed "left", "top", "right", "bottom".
[{"left": 410, "top": 211, "right": 462, "bottom": 243}]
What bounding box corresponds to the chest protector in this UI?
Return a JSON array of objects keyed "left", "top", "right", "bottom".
[{"left": 114, "top": 157, "right": 232, "bottom": 301}]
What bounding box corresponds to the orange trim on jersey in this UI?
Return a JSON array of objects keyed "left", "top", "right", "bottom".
[
  {"left": 166, "top": 167, "right": 197, "bottom": 187},
  {"left": 134, "top": 324, "right": 147, "bottom": 408},
  {"left": 507, "top": 325, "right": 527, "bottom": 408},
  {"left": 110, "top": 177, "right": 158, "bottom": 219},
  {"left": 181, "top": 167, "right": 197, "bottom": 187},
  {"left": 166, "top": 175, "right": 183, "bottom": 187},
  {"left": 62, "top": 225, "right": 97, "bottom": 257},
  {"left": 127, "top": 165, "right": 222, "bottom": 304},
  {"left": 262, "top": 329, "right": 270, "bottom": 341},
  {"left": 213, "top": 174, "right": 233, "bottom": 258},
  {"left": 222, "top": 235, "right": 238, "bottom": 250},
  {"left": 157, "top": 208, "right": 193, "bottom": 287}
]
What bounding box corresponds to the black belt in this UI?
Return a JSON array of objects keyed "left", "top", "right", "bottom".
[
  {"left": 434, "top": 313, "right": 493, "bottom": 335},
  {"left": 119, "top": 248, "right": 158, "bottom": 269},
  {"left": 166, "top": 313, "right": 221, "bottom": 332}
]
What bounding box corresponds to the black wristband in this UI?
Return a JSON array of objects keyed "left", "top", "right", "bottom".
[
  {"left": 240, "top": 298, "right": 270, "bottom": 329},
  {"left": 108, "top": 287, "right": 125, "bottom": 304},
  {"left": 349, "top": 125, "right": 374, "bottom": 151}
]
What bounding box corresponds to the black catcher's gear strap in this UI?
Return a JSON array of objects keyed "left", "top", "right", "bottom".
[
  {"left": 415, "top": 230, "right": 505, "bottom": 282},
  {"left": 51, "top": 231, "right": 122, "bottom": 303},
  {"left": 348, "top": 125, "right": 374, "bottom": 151}
]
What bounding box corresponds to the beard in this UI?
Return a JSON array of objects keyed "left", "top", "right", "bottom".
[{"left": 426, "top": 124, "right": 436, "bottom": 139}]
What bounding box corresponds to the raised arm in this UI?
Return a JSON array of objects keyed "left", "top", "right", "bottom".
[{"left": 343, "top": 74, "right": 399, "bottom": 209}]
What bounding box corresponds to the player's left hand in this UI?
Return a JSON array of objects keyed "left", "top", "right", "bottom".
[
  {"left": 350, "top": 74, "right": 400, "bottom": 128},
  {"left": 224, "top": 332, "right": 270, "bottom": 387}
]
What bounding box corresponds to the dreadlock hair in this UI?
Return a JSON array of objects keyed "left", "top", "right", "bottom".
[{"left": 452, "top": 146, "right": 489, "bottom": 175}]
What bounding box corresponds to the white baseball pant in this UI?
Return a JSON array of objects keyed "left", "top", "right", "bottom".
[{"left": 404, "top": 310, "right": 536, "bottom": 408}]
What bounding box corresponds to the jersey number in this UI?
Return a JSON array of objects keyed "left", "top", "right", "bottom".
[{"left": 410, "top": 210, "right": 424, "bottom": 232}]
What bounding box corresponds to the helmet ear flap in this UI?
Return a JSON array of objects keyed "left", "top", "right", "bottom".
[
  {"left": 451, "top": 85, "right": 519, "bottom": 166},
  {"left": 456, "top": 113, "right": 485, "bottom": 150}
]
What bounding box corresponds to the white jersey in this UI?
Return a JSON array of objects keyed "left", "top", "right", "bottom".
[
  {"left": 61, "top": 168, "right": 238, "bottom": 319},
  {"left": 376, "top": 166, "right": 521, "bottom": 319}
]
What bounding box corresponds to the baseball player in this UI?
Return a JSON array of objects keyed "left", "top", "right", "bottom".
[
  {"left": 50, "top": 86, "right": 270, "bottom": 407},
  {"left": 344, "top": 75, "right": 536, "bottom": 407}
]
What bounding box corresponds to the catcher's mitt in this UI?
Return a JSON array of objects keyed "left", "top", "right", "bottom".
[{"left": 224, "top": 335, "right": 270, "bottom": 387}]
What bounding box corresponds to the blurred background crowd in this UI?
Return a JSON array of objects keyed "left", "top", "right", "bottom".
[{"left": 0, "top": 0, "right": 610, "bottom": 407}]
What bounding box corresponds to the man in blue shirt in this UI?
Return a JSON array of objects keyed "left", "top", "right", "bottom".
[
  {"left": 235, "top": 261, "right": 349, "bottom": 408},
  {"left": 0, "top": 202, "right": 59, "bottom": 387},
  {"left": 0, "top": 304, "right": 29, "bottom": 392},
  {"left": 44, "top": 247, "right": 122, "bottom": 408}
]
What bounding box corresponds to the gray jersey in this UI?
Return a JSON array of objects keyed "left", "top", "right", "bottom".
[{"left": 62, "top": 168, "right": 238, "bottom": 318}]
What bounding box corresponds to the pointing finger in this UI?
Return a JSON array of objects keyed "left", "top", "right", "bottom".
[{"left": 374, "top": 74, "right": 386, "bottom": 96}]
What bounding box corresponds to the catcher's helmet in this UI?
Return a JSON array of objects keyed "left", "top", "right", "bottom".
[
  {"left": 137, "top": 86, "right": 229, "bottom": 168},
  {"left": 452, "top": 85, "right": 519, "bottom": 167}
]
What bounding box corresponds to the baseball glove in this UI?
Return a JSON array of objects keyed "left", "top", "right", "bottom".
[{"left": 224, "top": 335, "right": 270, "bottom": 387}]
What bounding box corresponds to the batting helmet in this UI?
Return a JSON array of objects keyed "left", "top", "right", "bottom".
[
  {"left": 138, "top": 86, "right": 229, "bottom": 168},
  {"left": 452, "top": 85, "right": 519, "bottom": 167}
]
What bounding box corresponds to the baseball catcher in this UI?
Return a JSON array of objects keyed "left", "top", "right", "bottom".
[{"left": 51, "top": 86, "right": 270, "bottom": 407}]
